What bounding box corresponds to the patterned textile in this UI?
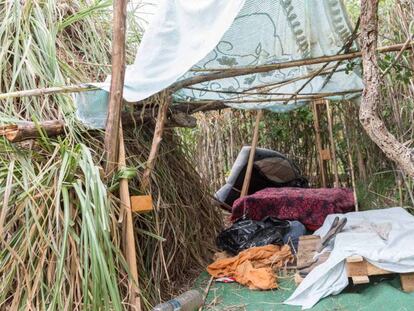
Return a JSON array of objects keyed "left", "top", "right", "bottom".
[
  {"left": 231, "top": 187, "right": 355, "bottom": 231},
  {"left": 77, "top": 0, "right": 363, "bottom": 128}
]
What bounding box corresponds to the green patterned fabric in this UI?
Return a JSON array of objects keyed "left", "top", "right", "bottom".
[{"left": 176, "top": 0, "right": 363, "bottom": 113}]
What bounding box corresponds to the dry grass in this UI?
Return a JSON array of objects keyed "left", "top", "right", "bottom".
[{"left": 0, "top": 1, "right": 222, "bottom": 310}]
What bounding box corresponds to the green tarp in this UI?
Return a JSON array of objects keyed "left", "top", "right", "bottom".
[{"left": 196, "top": 272, "right": 414, "bottom": 311}]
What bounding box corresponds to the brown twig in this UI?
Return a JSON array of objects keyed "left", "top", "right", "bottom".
[{"left": 141, "top": 91, "right": 171, "bottom": 192}]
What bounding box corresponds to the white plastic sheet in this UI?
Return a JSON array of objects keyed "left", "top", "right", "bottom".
[{"left": 285, "top": 207, "right": 414, "bottom": 309}]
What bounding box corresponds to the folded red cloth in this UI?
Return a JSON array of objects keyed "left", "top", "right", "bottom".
[{"left": 231, "top": 187, "right": 355, "bottom": 231}]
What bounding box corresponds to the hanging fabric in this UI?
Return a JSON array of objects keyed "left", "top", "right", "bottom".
[{"left": 76, "top": 0, "right": 363, "bottom": 128}]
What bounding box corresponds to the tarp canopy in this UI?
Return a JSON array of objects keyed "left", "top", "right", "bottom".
[{"left": 76, "top": 0, "right": 363, "bottom": 128}]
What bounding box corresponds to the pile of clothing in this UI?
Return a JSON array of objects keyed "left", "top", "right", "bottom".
[
  {"left": 208, "top": 217, "right": 304, "bottom": 289},
  {"left": 208, "top": 147, "right": 356, "bottom": 290},
  {"left": 208, "top": 244, "right": 293, "bottom": 290}
]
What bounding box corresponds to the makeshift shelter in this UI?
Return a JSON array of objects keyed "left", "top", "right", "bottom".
[
  {"left": 1, "top": 0, "right": 413, "bottom": 310},
  {"left": 56, "top": 1, "right": 414, "bottom": 307}
]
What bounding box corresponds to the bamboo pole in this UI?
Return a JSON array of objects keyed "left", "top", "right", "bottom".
[
  {"left": 325, "top": 100, "right": 340, "bottom": 187},
  {"left": 118, "top": 125, "right": 141, "bottom": 311},
  {"left": 104, "top": 0, "right": 128, "bottom": 177},
  {"left": 103, "top": 1, "right": 142, "bottom": 309},
  {"left": 312, "top": 101, "right": 327, "bottom": 187},
  {"left": 240, "top": 110, "right": 263, "bottom": 197}
]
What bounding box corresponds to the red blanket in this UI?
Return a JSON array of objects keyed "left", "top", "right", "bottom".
[{"left": 231, "top": 187, "right": 355, "bottom": 231}]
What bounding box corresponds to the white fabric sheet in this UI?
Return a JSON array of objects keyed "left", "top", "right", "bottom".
[
  {"left": 98, "top": 0, "right": 247, "bottom": 102},
  {"left": 285, "top": 207, "right": 414, "bottom": 309}
]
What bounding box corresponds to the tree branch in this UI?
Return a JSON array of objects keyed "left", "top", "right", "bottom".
[{"left": 359, "top": 0, "right": 414, "bottom": 177}]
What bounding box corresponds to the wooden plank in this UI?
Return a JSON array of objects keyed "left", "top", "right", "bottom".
[
  {"left": 240, "top": 109, "right": 263, "bottom": 197},
  {"left": 400, "top": 273, "right": 414, "bottom": 292},
  {"left": 130, "top": 195, "right": 153, "bottom": 213},
  {"left": 352, "top": 276, "right": 370, "bottom": 284},
  {"left": 346, "top": 256, "right": 393, "bottom": 277},
  {"left": 346, "top": 255, "right": 364, "bottom": 263},
  {"left": 346, "top": 260, "right": 368, "bottom": 277},
  {"left": 366, "top": 262, "right": 393, "bottom": 275}
]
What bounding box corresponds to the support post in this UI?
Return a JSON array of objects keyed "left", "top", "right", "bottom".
[
  {"left": 342, "top": 113, "right": 359, "bottom": 211},
  {"left": 104, "top": 0, "right": 128, "bottom": 177},
  {"left": 312, "top": 101, "right": 327, "bottom": 187},
  {"left": 241, "top": 110, "right": 263, "bottom": 197},
  {"left": 119, "top": 125, "right": 142, "bottom": 311},
  {"left": 103, "top": 1, "right": 141, "bottom": 309},
  {"left": 326, "top": 100, "right": 340, "bottom": 187}
]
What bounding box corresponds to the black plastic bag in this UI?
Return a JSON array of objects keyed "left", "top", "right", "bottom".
[{"left": 216, "top": 217, "right": 290, "bottom": 255}]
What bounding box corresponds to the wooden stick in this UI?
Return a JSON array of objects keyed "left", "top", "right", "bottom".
[
  {"left": 312, "top": 101, "right": 327, "bottom": 187},
  {"left": 0, "top": 42, "right": 410, "bottom": 102},
  {"left": 118, "top": 124, "right": 142, "bottom": 311},
  {"left": 174, "top": 92, "right": 361, "bottom": 105},
  {"left": 104, "top": 0, "right": 128, "bottom": 177},
  {"left": 240, "top": 110, "right": 263, "bottom": 197},
  {"left": 342, "top": 112, "right": 359, "bottom": 211},
  {"left": 184, "top": 86, "right": 363, "bottom": 98},
  {"left": 172, "top": 41, "right": 414, "bottom": 90},
  {"left": 0, "top": 120, "right": 65, "bottom": 143},
  {"left": 0, "top": 84, "right": 95, "bottom": 100},
  {"left": 326, "top": 100, "right": 340, "bottom": 187},
  {"left": 141, "top": 91, "right": 171, "bottom": 191},
  {"left": 122, "top": 110, "right": 197, "bottom": 128},
  {"left": 381, "top": 36, "right": 413, "bottom": 77},
  {"left": 198, "top": 276, "right": 214, "bottom": 311}
]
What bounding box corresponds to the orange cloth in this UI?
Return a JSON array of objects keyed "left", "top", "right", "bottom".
[{"left": 207, "top": 244, "right": 293, "bottom": 290}]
